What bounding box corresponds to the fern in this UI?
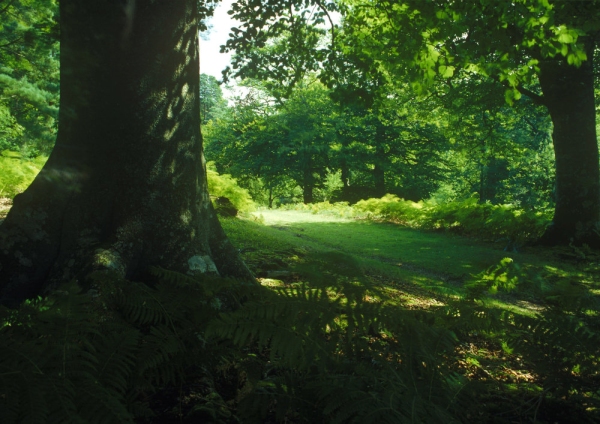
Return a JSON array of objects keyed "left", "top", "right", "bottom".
[
  {"left": 205, "top": 251, "right": 462, "bottom": 423},
  {"left": 443, "top": 257, "right": 600, "bottom": 422},
  {"left": 3, "top": 248, "right": 595, "bottom": 423},
  {"left": 352, "top": 194, "right": 551, "bottom": 244},
  {"left": 0, "top": 272, "right": 242, "bottom": 423}
]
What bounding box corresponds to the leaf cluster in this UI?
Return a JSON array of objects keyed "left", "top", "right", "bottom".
[{"left": 0, "top": 0, "right": 59, "bottom": 155}]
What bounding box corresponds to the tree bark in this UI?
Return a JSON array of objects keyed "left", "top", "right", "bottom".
[
  {"left": 302, "top": 183, "right": 314, "bottom": 204},
  {"left": 268, "top": 186, "right": 273, "bottom": 209},
  {"left": 302, "top": 151, "right": 314, "bottom": 203},
  {"left": 340, "top": 159, "right": 350, "bottom": 200},
  {"left": 538, "top": 39, "right": 600, "bottom": 246},
  {"left": 373, "top": 124, "right": 386, "bottom": 197},
  {"left": 0, "top": 0, "right": 253, "bottom": 305}
]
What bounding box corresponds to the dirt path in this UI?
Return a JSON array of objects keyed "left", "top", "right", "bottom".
[{"left": 0, "top": 197, "right": 11, "bottom": 223}]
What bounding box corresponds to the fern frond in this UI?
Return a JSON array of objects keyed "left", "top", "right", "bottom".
[{"left": 95, "top": 327, "right": 140, "bottom": 395}]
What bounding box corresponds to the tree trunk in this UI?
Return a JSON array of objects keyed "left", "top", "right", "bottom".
[
  {"left": 538, "top": 40, "right": 600, "bottom": 246},
  {"left": 373, "top": 125, "right": 386, "bottom": 197},
  {"left": 302, "top": 153, "right": 314, "bottom": 203},
  {"left": 340, "top": 160, "right": 351, "bottom": 200},
  {"left": 373, "top": 163, "right": 386, "bottom": 198},
  {"left": 303, "top": 184, "right": 314, "bottom": 204},
  {"left": 0, "top": 0, "right": 253, "bottom": 305}
]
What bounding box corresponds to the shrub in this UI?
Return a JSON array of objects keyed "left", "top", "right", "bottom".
[
  {"left": 354, "top": 194, "right": 550, "bottom": 245},
  {"left": 206, "top": 165, "right": 255, "bottom": 213}
]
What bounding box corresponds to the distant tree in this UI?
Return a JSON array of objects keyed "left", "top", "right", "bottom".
[
  {"left": 222, "top": 0, "right": 338, "bottom": 101},
  {"left": 204, "top": 81, "right": 337, "bottom": 204},
  {"left": 276, "top": 82, "right": 336, "bottom": 203},
  {"left": 433, "top": 76, "right": 554, "bottom": 207},
  {"left": 0, "top": 0, "right": 252, "bottom": 305},
  {"left": 199, "top": 73, "right": 226, "bottom": 124},
  {"left": 204, "top": 84, "right": 289, "bottom": 206}
]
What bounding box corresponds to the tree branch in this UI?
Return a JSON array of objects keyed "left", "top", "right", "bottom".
[
  {"left": 0, "top": 0, "right": 17, "bottom": 17},
  {"left": 313, "top": 0, "right": 336, "bottom": 53},
  {"left": 492, "top": 75, "right": 546, "bottom": 107},
  {"left": 0, "top": 36, "right": 23, "bottom": 50},
  {"left": 515, "top": 85, "right": 546, "bottom": 107}
]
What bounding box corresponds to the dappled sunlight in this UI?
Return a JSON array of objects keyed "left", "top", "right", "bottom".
[
  {"left": 253, "top": 209, "right": 353, "bottom": 224},
  {"left": 134, "top": 4, "right": 203, "bottom": 203},
  {"left": 2, "top": 0, "right": 598, "bottom": 420}
]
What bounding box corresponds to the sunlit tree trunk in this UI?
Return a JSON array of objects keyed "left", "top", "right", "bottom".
[
  {"left": 538, "top": 39, "right": 600, "bottom": 246},
  {"left": 0, "top": 0, "right": 252, "bottom": 305}
]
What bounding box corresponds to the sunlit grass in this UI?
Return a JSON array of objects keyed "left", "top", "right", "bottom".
[{"left": 223, "top": 210, "right": 598, "bottom": 314}]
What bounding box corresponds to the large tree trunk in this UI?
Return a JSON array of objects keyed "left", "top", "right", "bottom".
[
  {"left": 0, "top": 0, "right": 253, "bottom": 305},
  {"left": 538, "top": 39, "right": 600, "bottom": 246}
]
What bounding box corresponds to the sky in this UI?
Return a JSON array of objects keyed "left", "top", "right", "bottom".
[
  {"left": 198, "top": 0, "right": 341, "bottom": 99},
  {"left": 199, "top": 0, "right": 237, "bottom": 81}
]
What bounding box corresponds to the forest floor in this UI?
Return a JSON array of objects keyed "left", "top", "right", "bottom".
[
  {"left": 0, "top": 201, "right": 597, "bottom": 422},
  {"left": 219, "top": 209, "right": 600, "bottom": 423}
]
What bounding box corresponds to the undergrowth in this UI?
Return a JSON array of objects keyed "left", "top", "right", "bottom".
[
  {"left": 0, "top": 261, "right": 463, "bottom": 423},
  {"left": 1, "top": 244, "right": 598, "bottom": 423},
  {"left": 0, "top": 151, "right": 47, "bottom": 198},
  {"left": 207, "top": 162, "right": 255, "bottom": 213},
  {"left": 280, "top": 194, "right": 551, "bottom": 246}
]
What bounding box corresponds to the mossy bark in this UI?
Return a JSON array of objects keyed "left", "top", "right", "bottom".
[
  {"left": 538, "top": 39, "right": 600, "bottom": 247},
  {"left": 0, "top": 0, "right": 253, "bottom": 305}
]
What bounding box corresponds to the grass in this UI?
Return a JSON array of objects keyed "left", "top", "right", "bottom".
[
  {"left": 229, "top": 209, "right": 600, "bottom": 313},
  {"left": 0, "top": 197, "right": 11, "bottom": 222}
]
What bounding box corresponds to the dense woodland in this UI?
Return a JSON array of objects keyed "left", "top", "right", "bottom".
[{"left": 0, "top": 0, "right": 599, "bottom": 423}]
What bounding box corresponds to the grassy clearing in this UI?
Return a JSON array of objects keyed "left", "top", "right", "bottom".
[
  {"left": 220, "top": 210, "right": 600, "bottom": 423},
  {"left": 241, "top": 209, "right": 599, "bottom": 312}
]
